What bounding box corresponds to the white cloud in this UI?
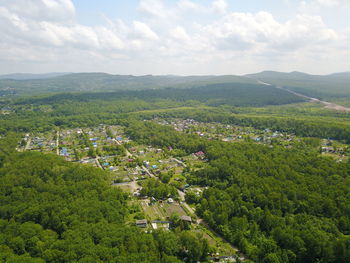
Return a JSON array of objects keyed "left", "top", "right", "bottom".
[
  {"left": 0, "top": 0, "right": 349, "bottom": 74},
  {"left": 202, "top": 11, "right": 338, "bottom": 53},
  {"left": 170, "top": 26, "right": 190, "bottom": 41},
  {"left": 177, "top": 0, "right": 201, "bottom": 10},
  {"left": 133, "top": 21, "right": 159, "bottom": 40},
  {"left": 138, "top": 0, "right": 169, "bottom": 18},
  {"left": 0, "top": 7, "right": 28, "bottom": 31},
  {"left": 315, "top": 0, "right": 339, "bottom": 7},
  {"left": 1, "top": 0, "right": 75, "bottom": 22},
  {"left": 299, "top": 0, "right": 350, "bottom": 12},
  {"left": 212, "top": 0, "right": 228, "bottom": 14}
]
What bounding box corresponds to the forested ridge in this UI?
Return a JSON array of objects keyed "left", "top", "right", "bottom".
[
  {"left": 125, "top": 121, "right": 350, "bottom": 263},
  {"left": 15, "top": 82, "right": 304, "bottom": 107},
  {"left": 2, "top": 71, "right": 350, "bottom": 102},
  {"left": 0, "top": 136, "right": 209, "bottom": 263}
]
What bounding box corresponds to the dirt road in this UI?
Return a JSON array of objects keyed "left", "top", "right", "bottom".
[{"left": 56, "top": 131, "right": 60, "bottom": 155}]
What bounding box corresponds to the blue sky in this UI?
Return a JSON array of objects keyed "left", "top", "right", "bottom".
[
  {"left": 0, "top": 0, "right": 349, "bottom": 75},
  {"left": 71, "top": 0, "right": 349, "bottom": 28},
  {"left": 72, "top": 0, "right": 293, "bottom": 26}
]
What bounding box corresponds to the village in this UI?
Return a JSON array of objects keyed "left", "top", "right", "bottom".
[
  {"left": 155, "top": 118, "right": 296, "bottom": 144},
  {"left": 153, "top": 118, "right": 350, "bottom": 161},
  {"left": 18, "top": 119, "right": 350, "bottom": 262},
  {"left": 19, "top": 123, "right": 244, "bottom": 262}
]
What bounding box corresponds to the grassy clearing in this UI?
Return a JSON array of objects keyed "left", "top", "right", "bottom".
[
  {"left": 196, "top": 225, "right": 238, "bottom": 256},
  {"left": 140, "top": 201, "right": 188, "bottom": 221}
]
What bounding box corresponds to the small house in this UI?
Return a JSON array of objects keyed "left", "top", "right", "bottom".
[
  {"left": 180, "top": 215, "right": 192, "bottom": 224},
  {"left": 136, "top": 219, "right": 147, "bottom": 228},
  {"left": 194, "top": 151, "right": 205, "bottom": 158}
]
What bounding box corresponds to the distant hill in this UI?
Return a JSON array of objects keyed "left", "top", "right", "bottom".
[
  {"left": 0, "top": 72, "right": 256, "bottom": 96},
  {"left": 247, "top": 71, "right": 313, "bottom": 80},
  {"left": 246, "top": 71, "right": 350, "bottom": 99},
  {"left": 0, "top": 72, "right": 70, "bottom": 80},
  {"left": 19, "top": 82, "right": 305, "bottom": 107},
  {"left": 3, "top": 71, "right": 349, "bottom": 103}
]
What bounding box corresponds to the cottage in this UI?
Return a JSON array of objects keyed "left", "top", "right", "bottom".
[
  {"left": 60, "top": 147, "right": 69, "bottom": 157},
  {"left": 180, "top": 215, "right": 192, "bottom": 223},
  {"left": 136, "top": 219, "right": 147, "bottom": 228},
  {"left": 194, "top": 151, "right": 205, "bottom": 158}
]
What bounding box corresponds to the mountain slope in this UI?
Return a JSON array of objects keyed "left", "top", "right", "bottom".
[
  {"left": 0, "top": 72, "right": 70, "bottom": 80},
  {"left": 18, "top": 82, "right": 305, "bottom": 107},
  {"left": 0, "top": 73, "right": 256, "bottom": 96}
]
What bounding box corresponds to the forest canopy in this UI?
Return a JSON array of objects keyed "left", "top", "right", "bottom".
[{"left": 0, "top": 136, "right": 208, "bottom": 263}]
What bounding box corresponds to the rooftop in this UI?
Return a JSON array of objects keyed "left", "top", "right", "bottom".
[{"left": 180, "top": 215, "right": 192, "bottom": 222}]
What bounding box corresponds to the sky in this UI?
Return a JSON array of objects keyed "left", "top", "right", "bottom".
[{"left": 0, "top": 0, "right": 350, "bottom": 75}]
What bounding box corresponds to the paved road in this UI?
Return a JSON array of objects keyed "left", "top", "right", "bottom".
[{"left": 258, "top": 80, "right": 350, "bottom": 112}]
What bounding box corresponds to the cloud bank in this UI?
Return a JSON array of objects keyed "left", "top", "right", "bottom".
[{"left": 0, "top": 0, "right": 349, "bottom": 74}]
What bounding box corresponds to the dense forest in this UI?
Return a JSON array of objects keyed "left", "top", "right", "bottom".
[
  {"left": 0, "top": 73, "right": 255, "bottom": 96},
  {"left": 125, "top": 121, "right": 350, "bottom": 263},
  {"left": 2, "top": 71, "right": 350, "bottom": 102},
  {"left": 1, "top": 77, "right": 350, "bottom": 263},
  {"left": 140, "top": 178, "right": 178, "bottom": 200},
  {"left": 0, "top": 136, "right": 209, "bottom": 263},
  {"left": 15, "top": 82, "right": 304, "bottom": 107}
]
